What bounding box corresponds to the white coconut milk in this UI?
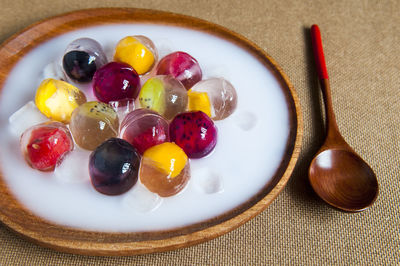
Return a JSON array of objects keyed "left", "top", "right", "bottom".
[{"left": 0, "top": 24, "right": 290, "bottom": 232}]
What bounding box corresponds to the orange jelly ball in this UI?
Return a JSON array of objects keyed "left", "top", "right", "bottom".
[{"left": 140, "top": 142, "right": 190, "bottom": 197}]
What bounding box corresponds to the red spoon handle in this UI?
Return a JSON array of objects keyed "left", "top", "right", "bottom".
[{"left": 311, "top": 24, "right": 329, "bottom": 80}]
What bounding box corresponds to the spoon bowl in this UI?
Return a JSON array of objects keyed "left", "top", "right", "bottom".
[
  {"left": 309, "top": 148, "right": 378, "bottom": 212},
  {"left": 308, "top": 25, "right": 379, "bottom": 212}
]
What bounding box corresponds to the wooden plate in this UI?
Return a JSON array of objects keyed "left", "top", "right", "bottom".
[{"left": 0, "top": 8, "right": 302, "bottom": 255}]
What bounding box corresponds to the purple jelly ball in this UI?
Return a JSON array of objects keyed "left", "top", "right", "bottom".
[
  {"left": 89, "top": 138, "right": 140, "bottom": 195},
  {"left": 170, "top": 111, "right": 217, "bottom": 158},
  {"left": 93, "top": 62, "right": 141, "bottom": 103},
  {"left": 156, "top": 51, "right": 202, "bottom": 90},
  {"left": 62, "top": 38, "right": 107, "bottom": 82}
]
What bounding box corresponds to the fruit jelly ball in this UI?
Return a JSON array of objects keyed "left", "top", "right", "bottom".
[
  {"left": 63, "top": 38, "right": 107, "bottom": 82},
  {"left": 35, "top": 78, "right": 87, "bottom": 123},
  {"left": 169, "top": 111, "right": 217, "bottom": 158},
  {"left": 69, "top": 101, "right": 119, "bottom": 150},
  {"left": 140, "top": 142, "right": 190, "bottom": 197},
  {"left": 20, "top": 122, "right": 73, "bottom": 171},
  {"left": 114, "top": 35, "right": 157, "bottom": 75},
  {"left": 188, "top": 78, "right": 237, "bottom": 120},
  {"left": 120, "top": 108, "right": 169, "bottom": 154},
  {"left": 93, "top": 62, "right": 141, "bottom": 103},
  {"left": 187, "top": 89, "right": 212, "bottom": 118},
  {"left": 89, "top": 138, "right": 140, "bottom": 196},
  {"left": 156, "top": 51, "right": 202, "bottom": 90},
  {"left": 138, "top": 75, "right": 188, "bottom": 120}
]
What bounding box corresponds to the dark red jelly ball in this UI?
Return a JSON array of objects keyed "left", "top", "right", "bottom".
[
  {"left": 93, "top": 62, "right": 141, "bottom": 103},
  {"left": 120, "top": 109, "right": 169, "bottom": 154},
  {"left": 156, "top": 51, "right": 202, "bottom": 90},
  {"left": 125, "top": 122, "right": 168, "bottom": 154},
  {"left": 169, "top": 111, "right": 217, "bottom": 158},
  {"left": 89, "top": 138, "right": 140, "bottom": 195}
]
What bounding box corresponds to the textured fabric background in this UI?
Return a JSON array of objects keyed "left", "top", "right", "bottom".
[{"left": 0, "top": 0, "right": 398, "bottom": 265}]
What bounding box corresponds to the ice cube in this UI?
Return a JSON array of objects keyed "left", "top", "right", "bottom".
[
  {"left": 54, "top": 147, "right": 91, "bottom": 183},
  {"left": 41, "top": 60, "right": 66, "bottom": 81},
  {"left": 233, "top": 110, "right": 257, "bottom": 131},
  {"left": 122, "top": 183, "right": 162, "bottom": 213},
  {"left": 8, "top": 101, "right": 49, "bottom": 136},
  {"left": 192, "top": 167, "right": 224, "bottom": 194}
]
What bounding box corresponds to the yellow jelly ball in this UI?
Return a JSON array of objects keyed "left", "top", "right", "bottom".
[
  {"left": 187, "top": 89, "right": 212, "bottom": 117},
  {"left": 35, "top": 78, "right": 87, "bottom": 123},
  {"left": 143, "top": 142, "right": 188, "bottom": 178},
  {"left": 114, "top": 36, "right": 155, "bottom": 75}
]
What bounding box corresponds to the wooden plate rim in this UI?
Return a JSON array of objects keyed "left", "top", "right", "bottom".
[{"left": 0, "top": 8, "right": 303, "bottom": 256}]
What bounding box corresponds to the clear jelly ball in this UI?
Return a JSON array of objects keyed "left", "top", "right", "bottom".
[
  {"left": 120, "top": 108, "right": 169, "bottom": 154},
  {"left": 188, "top": 77, "right": 237, "bottom": 120},
  {"left": 62, "top": 38, "right": 107, "bottom": 82},
  {"left": 114, "top": 35, "right": 158, "bottom": 75},
  {"left": 35, "top": 78, "right": 87, "bottom": 123},
  {"left": 138, "top": 75, "right": 188, "bottom": 120},
  {"left": 140, "top": 142, "right": 190, "bottom": 197},
  {"left": 20, "top": 122, "right": 74, "bottom": 171},
  {"left": 156, "top": 51, "right": 202, "bottom": 90},
  {"left": 169, "top": 111, "right": 217, "bottom": 158},
  {"left": 69, "top": 101, "right": 119, "bottom": 150}
]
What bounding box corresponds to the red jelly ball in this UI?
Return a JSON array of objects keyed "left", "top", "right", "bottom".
[
  {"left": 120, "top": 109, "right": 169, "bottom": 154},
  {"left": 156, "top": 51, "right": 202, "bottom": 90},
  {"left": 20, "top": 122, "right": 73, "bottom": 171},
  {"left": 169, "top": 111, "right": 217, "bottom": 158},
  {"left": 93, "top": 62, "right": 141, "bottom": 103}
]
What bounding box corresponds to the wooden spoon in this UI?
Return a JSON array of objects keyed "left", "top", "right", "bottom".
[{"left": 308, "top": 24, "right": 379, "bottom": 212}]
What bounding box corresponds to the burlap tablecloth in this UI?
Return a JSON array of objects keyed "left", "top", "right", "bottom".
[{"left": 0, "top": 0, "right": 398, "bottom": 264}]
